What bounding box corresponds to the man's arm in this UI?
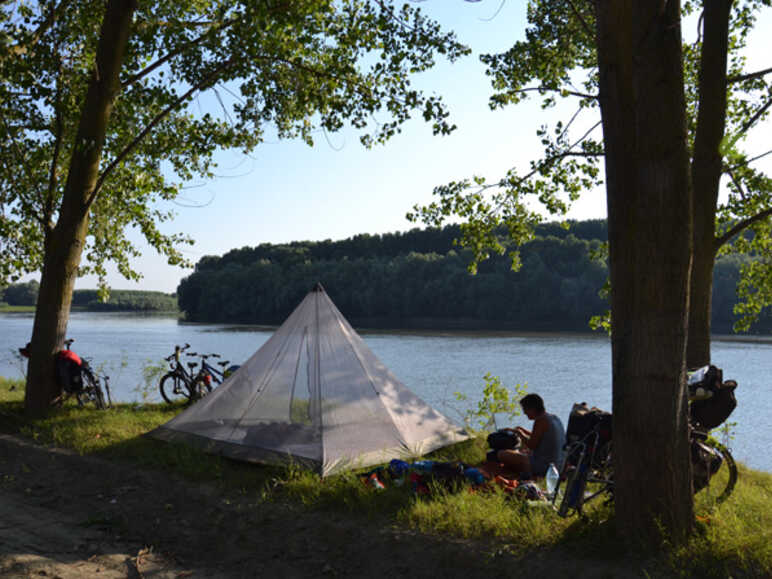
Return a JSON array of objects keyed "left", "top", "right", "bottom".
[{"left": 523, "top": 417, "right": 548, "bottom": 451}]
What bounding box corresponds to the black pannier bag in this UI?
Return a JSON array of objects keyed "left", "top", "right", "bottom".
[
  {"left": 565, "top": 402, "right": 612, "bottom": 445},
  {"left": 486, "top": 429, "right": 519, "bottom": 450},
  {"left": 690, "top": 380, "right": 738, "bottom": 429},
  {"left": 688, "top": 365, "right": 737, "bottom": 430},
  {"left": 564, "top": 403, "right": 612, "bottom": 467}
]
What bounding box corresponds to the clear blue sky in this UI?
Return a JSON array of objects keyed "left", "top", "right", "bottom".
[{"left": 75, "top": 2, "right": 772, "bottom": 294}]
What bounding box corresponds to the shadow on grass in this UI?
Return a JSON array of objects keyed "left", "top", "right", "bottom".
[{"left": 2, "top": 383, "right": 770, "bottom": 576}]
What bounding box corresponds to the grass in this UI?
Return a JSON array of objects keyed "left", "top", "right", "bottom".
[
  {"left": 1, "top": 376, "right": 770, "bottom": 576},
  {"left": 0, "top": 304, "right": 35, "bottom": 313}
]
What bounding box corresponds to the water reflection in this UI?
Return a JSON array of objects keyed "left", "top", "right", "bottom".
[{"left": 0, "top": 312, "right": 769, "bottom": 472}]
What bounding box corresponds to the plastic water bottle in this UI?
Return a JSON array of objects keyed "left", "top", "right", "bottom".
[{"left": 545, "top": 462, "right": 559, "bottom": 498}]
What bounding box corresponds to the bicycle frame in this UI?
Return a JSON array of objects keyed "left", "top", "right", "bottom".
[
  {"left": 194, "top": 353, "right": 231, "bottom": 386},
  {"left": 555, "top": 417, "right": 737, "bottom": 518},
  {"left": 554, "top": 427, "right": 613, "bottom": 517},
  {"left": 55, "top": 338, "right": 111, "bottom": 409},
  {"left": 166, "top": 344, "right": 196, "bottom": 381}
]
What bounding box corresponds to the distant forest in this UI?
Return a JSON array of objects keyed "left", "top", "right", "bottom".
[
  {"left": 177, "top": 220, "right": 770, "bottom": 333},
  {"left": 1, "top": 283, "right": 177, "bottom": 313}
]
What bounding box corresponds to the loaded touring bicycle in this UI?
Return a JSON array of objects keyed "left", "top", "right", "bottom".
[{"left": 552, "top": 365, "right": 738, "bottom": 517}]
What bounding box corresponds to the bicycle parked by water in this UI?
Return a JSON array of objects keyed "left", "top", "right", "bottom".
[
  {"left": 19, "top": 338, "right": 112, "bottom": 409},
  {"left": 553, "top": 365, "right": 738, "bottom": 518},
  {"left": 189, "top": 352, "right": 239, "bottom": 390},
  {"left": 159, "top": 344, "right": 210, "bottom": 404}
]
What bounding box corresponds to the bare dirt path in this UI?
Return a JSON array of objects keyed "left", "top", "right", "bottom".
[{"left": 0, "top": 433, "right": 654, "bottom": 578}]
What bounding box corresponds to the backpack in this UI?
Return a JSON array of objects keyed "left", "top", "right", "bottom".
[
  {"left": 688, "top": 365, "right": 737, "bottom": 429},
  {"left": 487, "top": 429, "right": 520, "bottom": 450},
  {"left": 687, "top": 365, "right": 722, "bottom": 399},
  {"left": 55, "top": 350, "right": 84, "bottom": 393},
  {"left": 565, "top": 403, "right": 612, "bottom": 445},
  {"left": 690, "top": 380, "right": 738, "bottom": 430}
]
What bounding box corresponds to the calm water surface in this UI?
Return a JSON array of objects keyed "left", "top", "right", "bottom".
[{"left": 1, "top": 312, "right": 770, "bottom": 472}]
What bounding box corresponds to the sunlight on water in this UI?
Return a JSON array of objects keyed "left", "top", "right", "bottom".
[{"left": 1, "top": 312, "right": 769, "bottom": 472}]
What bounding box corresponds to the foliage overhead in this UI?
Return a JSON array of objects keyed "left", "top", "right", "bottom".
[
  {"left": 0, "top": 0, "right": 469, "bottom": 290},
  {"left": 409, "top": 0, "right": 772, "bottom": 330}
]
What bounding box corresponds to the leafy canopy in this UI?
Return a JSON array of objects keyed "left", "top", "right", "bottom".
[
  {"left": 0, "top": 0, "right": 469, "bottom": 290},
  {"left": 409, "top": 0, "right": 772, "bottom": 329}
]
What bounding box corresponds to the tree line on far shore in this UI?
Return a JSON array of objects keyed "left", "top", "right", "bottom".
[
  {"left": 1, "top": 283, "right": 177, "bottom": 313},
  {"left": 177, "top": 220, "right": 771, "bottom": 333}
]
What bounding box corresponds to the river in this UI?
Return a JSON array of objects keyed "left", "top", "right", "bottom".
[{"left": 1, "top": 311, "right": 770, "bottom": 472}]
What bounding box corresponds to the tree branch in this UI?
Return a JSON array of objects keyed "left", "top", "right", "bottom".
[
  {"left": 92, "top": 58, "right": 236, "bottom": 205},
  {"left": 727, "top": 66, "right": 772, "bottom": 84},
  {"left": 726, "top": 148, "right": 772, "bottom": 171},
  {"left": 716, "top": 208, "right": 772, "bottom": 249},
  {"left": 45, "top": 61, "right": 65, "bottom": 228},
  {"left": 485, "top": 120, "right": 603, "bottom": 202},
  {"left": 736, "top": 95, "right": 772, "bottom": 138},
  {"left": 509, "top": 86, "right": 598, "bottom": 100},
  {"left": 7, "top": 0, "right": 70, "bottom": 58},
  {"left": 0, "top": 110, "right": 46, "bottom": 226},
  {"left": 566, "top": 0, "right": 595, "bottom": 39},
  {"left": 121, "top": 18, "right": 235, "bottom": 89},
  {"left": 725, "top": 167, "right": 748, "bottom": 201}
]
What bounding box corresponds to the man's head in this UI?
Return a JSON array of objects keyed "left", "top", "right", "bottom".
[{"left": 520, "top": 393, "right": 545, "bottom": 419}]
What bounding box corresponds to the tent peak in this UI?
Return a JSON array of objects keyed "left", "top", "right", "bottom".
[{"left": 311, "top": 282, "right": 325, "bottom": 293}]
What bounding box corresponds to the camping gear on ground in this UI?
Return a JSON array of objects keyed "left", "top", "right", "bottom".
[
  {"left": 486, "top": 429, "right": 520, "bottom": 450},
  {"left": 688, "top": 365, "right": 738, "bottom": 430},
  {"left": 150, "top": 283, "right": 468, "bottom": 476},
  {"left": 381, "top": 460, "right": 486, "bottom": 495}
]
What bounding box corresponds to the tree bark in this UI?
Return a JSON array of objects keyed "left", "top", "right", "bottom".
[
  {"left": 687, "top": 0, "right": 732, "bottom": 369},
  {"left": 24, "top": 0, "right": 137, "bottom": 416},
  {"left": 595, "top": 0, "right": 694, "bottom": 544}
]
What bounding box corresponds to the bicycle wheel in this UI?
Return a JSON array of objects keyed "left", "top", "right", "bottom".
[
  {"left": 75, "top": 390, "right": 88, "bottom": 407},
  {"left": 103, "top": 379, "right": 112, "bottom": 407},
  {"left": 558, "top": 458, "right": 590, "bottom": 517},
  {"left": 160, "top": 372, "right": 190, "bottom": 404},
  {"left": 80, "top": 368, "right": 104, "bottom": 409},
  {"left": 93, "top": 382, "right": 107, "bottom": 410},
  {"left": 696, "top": 438, "right": 738, "bottom": 504}
]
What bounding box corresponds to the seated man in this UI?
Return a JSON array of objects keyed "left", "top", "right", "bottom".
[{"left": 496, "top": 393, "right": 565, "bottom": 477}]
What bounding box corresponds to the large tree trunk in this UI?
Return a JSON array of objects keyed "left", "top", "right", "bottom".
[
  {"left": 24, "top": 0, "right": 137, "bottom": 416},
  {"left": 595, "top": 0, "right": 694, "bottom": 544},
  {"left": 687, "top": 0, "right": 732, "bottom": 369}
]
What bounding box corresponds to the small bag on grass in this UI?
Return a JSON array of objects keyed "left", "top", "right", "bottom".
[{"left": 486, "top": 429, "right": 519, "bottom": 450}]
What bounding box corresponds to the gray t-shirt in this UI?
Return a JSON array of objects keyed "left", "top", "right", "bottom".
[{"left": 529, "top": 413, "right": 566, "bottom": 476}]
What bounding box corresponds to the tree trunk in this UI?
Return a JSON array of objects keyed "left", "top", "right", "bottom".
[
  {"left": 687, "top": 241, "right": 716, "bottom": 369},
  {"left": 24, "top": 0, "right": 137, "bottom": 416},
  {"left": 687, "top": 0, "right": 732, "bottom": 369},
  {"left": 595, "top": 0, "right": 694, "bottom": 545}
]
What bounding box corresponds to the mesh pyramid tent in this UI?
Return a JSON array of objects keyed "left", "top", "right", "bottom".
[{"left": 151, "top": 283, "right": 468, "bottom": 476}]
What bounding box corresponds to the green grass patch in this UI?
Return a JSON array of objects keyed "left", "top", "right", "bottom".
[
  {"left": 1, "top": 376, "right": 770, "bottom": 575},
  {"left": 0, "top": 304, "right": 35, "bottom": 313}
]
